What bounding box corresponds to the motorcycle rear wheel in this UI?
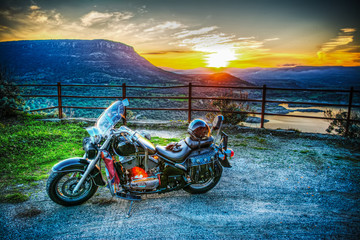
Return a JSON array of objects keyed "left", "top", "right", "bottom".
[
  {"left": 183, "top": 161, "right": 223, "bottom": 194},
  {"left": 46, "top": 171, "right": 98, "bottom": 206}
]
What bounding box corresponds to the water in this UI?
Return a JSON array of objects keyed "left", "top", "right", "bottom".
[{"left": 244, "top": 104, "right": 354, "bottom": 134}]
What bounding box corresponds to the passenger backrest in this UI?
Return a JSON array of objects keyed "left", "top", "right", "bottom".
[
  {"left": 211, "top": 115, "right": 224, "bottom": 132},
  {"left": 211, "top": 115, "right": 224, "bottom": 143}
]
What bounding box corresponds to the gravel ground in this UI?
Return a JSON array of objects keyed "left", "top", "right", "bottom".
[{"left": 1, "top": 129, "right": 359, "bottom": 239}]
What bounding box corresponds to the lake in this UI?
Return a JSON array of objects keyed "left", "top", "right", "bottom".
[{"left": 244, "top": 104, "right": 353, "bottom": 134}]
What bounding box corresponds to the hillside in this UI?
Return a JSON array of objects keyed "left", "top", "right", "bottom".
[
  {"left": 190, "top": 72, "right": 255, "bottom": 86},
  {"left": 226, "top": 66, "right": 360, "bottom": 89},
  {"left": 166, "top": 66, "right": 360, "bottom": 89},
  {"left": 0, "top": 39, "right": 190, "bottom": 85}
]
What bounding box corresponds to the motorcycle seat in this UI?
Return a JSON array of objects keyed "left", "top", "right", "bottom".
[
  {"left": 185, "top": 136, "right": 214, "bottom": 149},
  {"left": 156, "top": 140, "right": 192, "bottom": 163}
]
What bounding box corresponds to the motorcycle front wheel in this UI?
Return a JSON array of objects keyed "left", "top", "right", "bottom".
[
  {"left": 183, "top": 161, "right": 223, "bottom": 194},
  {"left": 46, "top": 171, "right": 98, "bottom": 206}
]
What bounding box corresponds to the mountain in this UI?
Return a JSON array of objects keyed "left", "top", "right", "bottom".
[
  {"left": 168, "top": 66, "right": 360, "bottom": 89},
  {"left": 225, "top": 66, "right": 360, "bottom": 89},
  {"left": 189, "top": 72, "right": 255, "bottom": 86},
  {"left": 160, "top": 67, "right": 214, "bottom": 75},
  {"left": 0, "top": 39, "right": 190, "bottom": 84}
]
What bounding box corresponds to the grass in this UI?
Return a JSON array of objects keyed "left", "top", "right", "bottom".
[
  {"left": 0, "top": 113, "right": 89, "bottom": 187},
  {"left": 252, "top": 146, "right": 269, "bottom": 150},
  {"left": 0, "top": 114, "right": 181, "bottom": 191},
  {"left": 0, "top": 192, "right": 29, "bottom": 203},
  {"left": 334, "top": 155, "right": 360, "bottom": 163},
  {"left": 151, "top": 136, "right": 181, "bottom": 146}
]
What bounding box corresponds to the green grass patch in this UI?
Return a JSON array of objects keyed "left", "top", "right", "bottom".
[
  {"left": 334, "top": 155, "right": 360, "bottom": 163},
  {"left": 234, "top": 133, "right": 245, "bottom": 139},
  {"left": 0, "top": 114, "right": 89, "bottom": 187},
  {"left": 245, "top": 135, "right": 266, "bottom": 143},
  {"left": 0, "top": 192, "right": 29, "bottom": 203},
  {"left": 252, "top": 146, "right": 269, "bottom": 150},
  {"left": 151, "top": 136, "right": 181, "bottom": 146},
  {"left": 172, "top": 94, "right": 187, "bottom": 102}
]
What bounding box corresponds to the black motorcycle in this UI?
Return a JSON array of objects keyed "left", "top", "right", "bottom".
[{"left": 46, "top": 100, "right": 234, "bottom": 216}]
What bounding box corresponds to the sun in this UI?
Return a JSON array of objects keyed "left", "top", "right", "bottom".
[{"left": 206, "top": 47, "right": 237, "bottom": 68}]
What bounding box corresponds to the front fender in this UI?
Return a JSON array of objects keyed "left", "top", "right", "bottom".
[{"left": 52, "top": 157, "right": 106, "bottom": 186}]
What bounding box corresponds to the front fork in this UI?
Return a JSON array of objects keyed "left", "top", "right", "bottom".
[{"left": 73, "top": 136, "right": 112, "bottom": 193}]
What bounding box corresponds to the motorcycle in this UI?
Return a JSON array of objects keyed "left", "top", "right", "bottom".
[{"left": 46, "top": 99, "right": 234, "bottom": 216}]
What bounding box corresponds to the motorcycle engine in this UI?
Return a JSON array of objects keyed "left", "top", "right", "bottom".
[
  {"left": 130, "top": 176, "right": 160, "bottom": 190},
  {"left": 127, "top": 166, "right": 160, "bottom": 191}
]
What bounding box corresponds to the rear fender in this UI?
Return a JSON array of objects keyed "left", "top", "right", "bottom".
[{"left": 52, "top": 157, "right": 106, "bottom": 186}]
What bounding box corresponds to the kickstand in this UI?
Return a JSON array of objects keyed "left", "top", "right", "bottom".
[{"left": 126, "top": 200, "right": 134, "bottom": 218}]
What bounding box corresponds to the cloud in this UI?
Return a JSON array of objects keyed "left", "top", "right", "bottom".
[
  {"left": 29, "top": 5, "right": 40, "bottom": 11},
  {"left": 318, "top": 28, "right": 355, "bottom": 54},
  {"left": 144, "top": 21, "right": 184, "bottom": 33},
  {"left": 137, "top": 5, "right": 147, "bottom": 14},
  {"left": 141, "top": 50, "right": 197, "bottom": 55},
  {"left": 316, "top": 28, "right": 359, "bottom": 65},
  {"left": 29, "top": 9, "right": 63, "bottom": 25},
  {"left": 80, "top": 11, "right": 134, "bottom": 27},
  {"left": 341, "top": 28, "right": 356, "bottom": 33},
  {"left": 174, "top": 26, "right": 218, "bottom": 38},
  {"left": 0, "top": 3, "right": 282, "bottom": 68},
  {"left": 279, "top": 63, "right": 299, "bottom": 67},
  {"left": 179, "top": 33, "right": 235, "bottom": 50},
  {"left": 264, "top": 38, "right": 280, "bottom": 42},
  {"left": 171, "top": 28, "right": 273, "bottom": 67},
  {"left": 175, "top": 32, "right": 266, "bottom": 67},
  {"left": 0, "top": 4, "right": 63, "bottom": 26}
]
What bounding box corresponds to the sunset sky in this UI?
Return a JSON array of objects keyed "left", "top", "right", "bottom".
[{"left": 0, "top": 0, "right": 359, "bottom": 69}]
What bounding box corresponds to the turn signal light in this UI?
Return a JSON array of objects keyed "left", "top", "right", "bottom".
[
  {"left": 224, "top": 148, "right": 234, "bottom": 158},
  {"left": 230, "top": 149, "right": 234, "bottom": 158}
]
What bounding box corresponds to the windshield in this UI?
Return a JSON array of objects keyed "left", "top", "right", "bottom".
[{"left": 86, "top": 99, "right": 129, "bottom": 138}]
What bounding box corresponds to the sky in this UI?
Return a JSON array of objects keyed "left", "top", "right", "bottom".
[{"left": 0, "top": 0, "right": 359, "bottom": 69}]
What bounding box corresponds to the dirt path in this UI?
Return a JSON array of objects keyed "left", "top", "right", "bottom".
[{"left": 1, "top": 130, "right": 359, "bottom": 239}]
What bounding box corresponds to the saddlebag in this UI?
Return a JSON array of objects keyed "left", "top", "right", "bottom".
[{"left": 187, "top": 149, "right": 217, "bottom": 183}]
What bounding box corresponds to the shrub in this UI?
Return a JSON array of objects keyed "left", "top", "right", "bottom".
[
  {"left": 0, "top": 66, "right": 27, "bottom": 117},
  {"left": 324, "top": 109, "right": 360, "bottom": 138},
  {"left": 206, "top": 91, "right": 252, "bottom": 125}
]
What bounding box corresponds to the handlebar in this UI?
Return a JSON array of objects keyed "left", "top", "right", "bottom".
[
  {"left": 112, "top": 126, "right": 148, "bottom": 153},
  {"left": 113, "top": 126, "right": 137, "bottom": 143}
]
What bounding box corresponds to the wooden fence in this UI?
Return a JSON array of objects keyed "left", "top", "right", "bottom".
[{"left": 17, "top": 82, "right": 360, "bottom": 135}]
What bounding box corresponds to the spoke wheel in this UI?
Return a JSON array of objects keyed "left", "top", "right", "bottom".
[
  {"left": 47, "top": 171, "right": 98, "bottom": 206},
  {"left": 183, "top": 161, "right": 223, "bottom": 194}
]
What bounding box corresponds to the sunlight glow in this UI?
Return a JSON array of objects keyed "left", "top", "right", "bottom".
[{"left": 206, "top": 47, "right": 237, "bottom": 68}]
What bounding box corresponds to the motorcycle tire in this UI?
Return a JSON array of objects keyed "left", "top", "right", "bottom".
[
  {"left": 183, "top": 161, "right": 223, "bottom": 194},
  {"left": 46, "top": 171, "right": 98, "bottom": 206}
]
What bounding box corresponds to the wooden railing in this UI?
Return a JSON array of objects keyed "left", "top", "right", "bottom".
[{"left": 17, "top": 82, "right": 360, "bottom": 135}]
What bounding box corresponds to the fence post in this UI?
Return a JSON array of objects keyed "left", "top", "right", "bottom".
[
  {"left": 345, "top": 87, "right": 354, "bottom": 136},
  {"left": 122, "top": 83, "right": 127, "bottom": 125},
  {"left": 57, "top": 82, "right": 63, "bottom": 119},
  {"left": 260, "top": 84, "right": 267, "bottom": 128},
  {"left": 188, "top": 83, "right": 192, "bottom": 123}
]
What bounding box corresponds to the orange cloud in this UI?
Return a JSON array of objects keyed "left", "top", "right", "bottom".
[{"left": 316, "top": 28, "right": 358, "bottom": 66}]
